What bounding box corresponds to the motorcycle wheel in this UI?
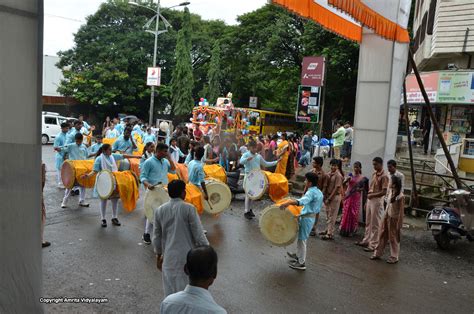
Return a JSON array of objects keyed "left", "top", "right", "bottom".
[{"left": 434, "top": 231, "right": 451, "bottom": 250}]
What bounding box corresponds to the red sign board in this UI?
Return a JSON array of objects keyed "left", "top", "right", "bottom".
[{"left": 301, "top": 56, "right": 325, "bottom": 86}]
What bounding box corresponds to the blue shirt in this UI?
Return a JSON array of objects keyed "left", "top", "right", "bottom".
[
  {"left": 66, "top": 128, "right": 82, "bottom": 144},
  {"left": 161, "top": 285, "right": 227, "bottom": 314},
  {"left": 106, "top": 128, "right": 119, "bottom": 139},
  {"left": 184, "top": 153, "right": 193, "bottom": 165},
  {"left": 239, "top": 151, "right": 278, "bottom": 174},
  {"left": 93, "top": 153, "right": 124, "bottom": 172},
  {"left": 88, "top": 143, "right": 102, "bottom": 155},
  {"left": 54, "top": 132, "right": 68, "bottom": 157},
  {"left": 143, "top": 133, "right": 156, "bottom": 144},
  {"left": 112, "top": 135, "right": 134, "bottom": 154},
  {"left": 115, "top": 123, "right": 125, "bottom": 134},
  {"left": 296, "top": 186, "right": 324, "bottom": 240},
  {"left": 60, "top": 143, "right": 89, "bottom": 160},
  {"left": 188, "top": 159, "right": 205, "bottom": 186},
  {"left": 140, "top": 156, "right": 174, "bottom": 185}
]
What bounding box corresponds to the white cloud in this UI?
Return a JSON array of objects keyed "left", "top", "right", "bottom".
[{"left": 44, "top": 0, "right": 268, "bottom": 56}]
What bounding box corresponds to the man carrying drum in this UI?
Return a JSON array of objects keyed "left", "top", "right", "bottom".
[
  {"left": 113, "top": 127, "right": 137, "bottom": 154},
  {"left": 140, "top": 143, "right": 176, "bottom": 244},
  {"left": 188, "top": 147, "right": 209, "bottom": 202},
  {"left": 55, "top": 133, "right": 90, "bottom": 209},
  {"left": 240, "top": 141, "right": 281, "bottom": 220},
  {"left": 54, "top": 122, "right": 70, "bottom": 187},
  {"left": 280, "top": 172, "right": 324, "bottom": 271}
]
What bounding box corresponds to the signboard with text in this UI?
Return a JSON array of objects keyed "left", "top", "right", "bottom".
[
  {"left": 405, "top": 71, "right": 474, "bottom": 104},
  {"left": 147, "top": 67, "right": 161, "bottom": 86},
  {"left": 301, "top": 56, "right": 325, "bottom": 87},
  {"left": 249, "top": 96, "right": 258, "bottom": 108},
  {"left": 296, "top": 85, "right": 320, "bottom": 123}
]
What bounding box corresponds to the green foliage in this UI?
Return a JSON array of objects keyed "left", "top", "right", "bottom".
[
  {"left": 171, "top": 28, "right": 194, "bottom": 116},
  {"left": 58, "top": 1, "right": 359, "bottom": 124},
  {"left": 204, "top": 41, "right": 223, "bottom": 104}
]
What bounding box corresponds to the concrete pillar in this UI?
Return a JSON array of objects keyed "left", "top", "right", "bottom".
[
  {"left": 352, "top": 26, "right": 409, "bottom": 175},
  {"left": 0, "top": 1, "right": 44, "bottom": 312}
]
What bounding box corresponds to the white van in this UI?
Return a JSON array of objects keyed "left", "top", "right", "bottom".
[{"left": 41, "top": 111, "right": 70, "bottom": 144}]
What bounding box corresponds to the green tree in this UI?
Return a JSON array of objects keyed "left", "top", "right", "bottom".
[
  {"left": 204, "top": 41, "right": 223, "bottom": 104},
  {"left": 171, "top": 29, "right": 194, "bottom": 116}
]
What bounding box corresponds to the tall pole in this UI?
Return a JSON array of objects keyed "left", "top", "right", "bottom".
[
  {"left": 149, "top": 0, "right": 160, "bottom": 126},
  {"left": 403, "top": 81, "right": 419, "bottom": 208},
  {"left": 408, "top": 49, "right": 462, "bottom": 189},
  {"left": 316, "top": 57, "right": 327, "bottom": 157}
]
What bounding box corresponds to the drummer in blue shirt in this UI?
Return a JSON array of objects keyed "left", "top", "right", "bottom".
[
  {"left": 143, "top": 128, "right": 157, "bottom": 144},
  {"left": 188, "top": 146, "right": 209, "bottom": 201},
  {"left": 66, "top": 120, "right": 84, "bottom": 144},
  {"left": 54, "top": 122, "right": 70, "bottom": 187},
  {"left": 54, "top": 133, "right": 90, "bottom": 209},
  {"left": 280, "top": 172, "right": 324, "bottom": 271},
  {"left": 240, "top": 141, "right": 281, "bottom": 220},
  {"left": 112, "top": 127, "right": 137, "bottom": 154},
  {"left": 140, "top": 142, "right": 177, "bottom": 244},
  {"left": 88, "top": 135, "right": 103, "bottom": 157}
]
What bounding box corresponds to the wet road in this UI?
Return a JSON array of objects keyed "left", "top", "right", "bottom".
[{"left": 41, "top": 146, "right": 474, "bottom": 313}]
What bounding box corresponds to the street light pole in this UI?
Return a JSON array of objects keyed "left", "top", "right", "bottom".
[{"left": 149, "top": 0, "right": 160, "bottom": 126}]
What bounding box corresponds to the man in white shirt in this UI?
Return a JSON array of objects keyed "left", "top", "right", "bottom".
[
  {"left": 154, "top": 180, "right": 209, "bottom": 297},
  {"left": 161, "top": 246, "right": 226, "bottom": 314}
]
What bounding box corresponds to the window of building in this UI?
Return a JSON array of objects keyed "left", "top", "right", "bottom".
[{"left": 427, "top": 0, "right": 437, "bottom": 35}]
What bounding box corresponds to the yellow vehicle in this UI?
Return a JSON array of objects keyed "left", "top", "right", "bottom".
[
  {"left": 246, "top": 109, "right": 295, "bottom": 135},
  {"left": 191, "top": 105, "right": 294, "bottom": 136}
]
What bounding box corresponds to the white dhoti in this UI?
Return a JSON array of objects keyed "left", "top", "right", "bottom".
[{"left": 162, "top": 271, "right": 188, "bottom": 297}]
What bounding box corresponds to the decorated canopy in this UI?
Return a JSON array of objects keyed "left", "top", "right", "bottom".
[{"left": 271, "top": 0, "right": 411, "bottom": 43}]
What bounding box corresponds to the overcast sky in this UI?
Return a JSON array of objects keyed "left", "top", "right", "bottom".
[{"left": 44, "top": 0, "right": 268, "bottom": 56}]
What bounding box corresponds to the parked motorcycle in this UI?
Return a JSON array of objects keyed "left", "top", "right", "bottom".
[{"left": 426, "top": 189, "right": 474, "bottom": 249}]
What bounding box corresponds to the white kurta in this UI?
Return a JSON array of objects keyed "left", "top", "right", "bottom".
[{"left": 153, "top": 198, "right": 209, "bottom": 297}]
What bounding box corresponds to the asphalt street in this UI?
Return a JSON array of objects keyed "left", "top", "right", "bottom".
[{"left": 41, "top": 145, "right": 474, "bottom": 313}]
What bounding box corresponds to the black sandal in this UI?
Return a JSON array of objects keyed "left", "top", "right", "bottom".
[
  {"left": 101, "top": 219, "right": 107, "bottom": 228},
  {"left": 111, "top": 218, "right": 121, "bottom": 226}
]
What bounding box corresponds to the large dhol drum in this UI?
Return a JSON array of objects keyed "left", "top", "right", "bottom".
[
  {"left": 243, "top": 170, "right": 269, "bottom": 200},
  {"left": 61, "top": 160, "right": 96, "bottom": 189},
  {"left": 202, "top": 179, "right": 232, "bottom": 215},
  {"left": 144, "top": 185, "right": 170, "bottom": 221},
  {"left": 117, "top": 159, "right": 131, "bottom": 171},
  {"left": 203, "top": 164, "right": 227, "bottom": 184},
  {"left": 243, "top": 169, "right": 289, "bottom": 201},
  {"left": 95, "top": 170, "right": 139, "bottom": 199},
  {"left": 259, "top": 200, "right": 301, "bottom": 247}
]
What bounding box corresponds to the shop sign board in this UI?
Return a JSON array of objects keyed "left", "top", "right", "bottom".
[
  {"left": 147, "top": 67, "right": 161, "bottom": 86},
  {"left": 296, "top": 85, "right": 320, "bottom": 123},
  {"left": 405, "top": 71, "right": 474, "bottom": 104},
  {"left": 301, "top": 56, "right": 325, "bottom": 86}
]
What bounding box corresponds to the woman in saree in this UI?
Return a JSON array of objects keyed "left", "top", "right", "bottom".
[
  {"left": 275, "top": 133, "right": 290, "bottom": 175},
  {"left": 339, "top": 161, "right": 369, "bottom": 237},
  {"left": 285, "top": 135, "right": 298, "bottom": 179}
]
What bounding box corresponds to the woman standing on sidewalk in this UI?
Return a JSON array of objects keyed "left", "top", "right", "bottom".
[{"left": 340, "top": 162, "right": 368, "bottom": 237}]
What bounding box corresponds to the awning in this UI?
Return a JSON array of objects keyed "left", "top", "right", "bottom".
[{"left": 271, "top": 0, "right": 411, "bottom": 43}]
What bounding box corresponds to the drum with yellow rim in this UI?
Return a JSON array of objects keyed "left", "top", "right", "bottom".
[
  {"left": 95, "top": 170, "right": 140, "bottom": 212},
  {"left": 243, "top": 169, "right": 288, "bottom": 202},
  {"left": 259, "top": 198, "right": 302, "bottom": 247},
  {"left": 61, "top": 159, "right": 96, "bottom": 189},
  {"left": 202, "top": 179, "right": 231, "bottom": 215}
]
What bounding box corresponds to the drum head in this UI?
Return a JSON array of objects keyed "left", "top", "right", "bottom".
[
  {"left": 144, "top": 186, "right": 170, "bottom": 221},
  {"left": 96, "top": 171, "right": 116, "bottom": 200},
  {"left": 259, "top": 205, "right": 298, "bottom": 247},
  {"left": 244, "top": 170, "right": 268, "bottom": 200},
  {"left": 118, "top": 159, "right": 131, "bottom": 171},
  {"left": 61, "top": 161, "right": 76, "bottom": 189},
  {"left": 203, "top": 180, "right": 232, "bottom": 215}
]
